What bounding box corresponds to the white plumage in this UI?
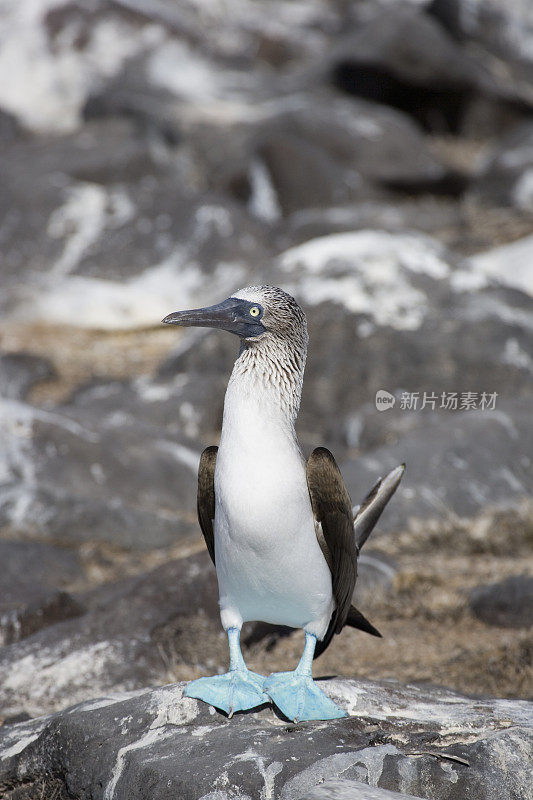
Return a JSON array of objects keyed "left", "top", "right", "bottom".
[{"left": 214, "top": 362, "right": 334, "bottom": 637}]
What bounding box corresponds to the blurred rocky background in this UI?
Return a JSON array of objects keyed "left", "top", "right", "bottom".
[{"left": 0, "top": 0, "right": 532, "bottom": 797}]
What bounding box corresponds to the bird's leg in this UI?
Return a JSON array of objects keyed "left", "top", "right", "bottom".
[
  {"left": 263, "top": 632, "right": 348, "bottom": 722},
  {"left": 184, "top": 628, "right": 268, "bottom": 716}
]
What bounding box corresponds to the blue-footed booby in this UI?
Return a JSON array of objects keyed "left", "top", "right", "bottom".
[{"left": 163, "top": 286, "right": 404, "bottom": 722}]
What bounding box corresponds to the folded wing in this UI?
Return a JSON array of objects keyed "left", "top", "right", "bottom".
[
  {"left": 307, "top": 448, "right": 404, "bottom": 658},
  {"left": 197, "top": 445, "right": 218, "bottom": 565}
]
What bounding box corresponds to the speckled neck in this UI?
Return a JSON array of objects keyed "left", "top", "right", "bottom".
[{"left": 228, "top": 332, "right": 308, "bottom": 424}]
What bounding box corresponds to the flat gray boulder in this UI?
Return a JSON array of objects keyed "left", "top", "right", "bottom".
[
  {"left": 0, "top": 678, "right": 530, "bottom": 800},
  {"left": 470, "top": 575, "right": 533, "bottom": 628},
  {"left": 301, "top": 779, "right": 426, "bottom": 799}
]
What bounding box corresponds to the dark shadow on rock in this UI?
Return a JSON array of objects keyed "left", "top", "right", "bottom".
[{"left": 332, "top": 61, "right": 476, "bottom": 134}]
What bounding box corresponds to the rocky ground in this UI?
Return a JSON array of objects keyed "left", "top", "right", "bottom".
[
  {"left": 1, "top": 678, "right": 531, "bottom": 800},
  {"left": 1, "top": 0, "right": 533, "bottom": 798}
]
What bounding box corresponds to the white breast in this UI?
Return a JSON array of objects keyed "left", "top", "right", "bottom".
[{"left": 213, "top": 376, "right": 334, "bottom": 636}]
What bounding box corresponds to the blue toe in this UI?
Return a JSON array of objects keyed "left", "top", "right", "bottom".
[
  {"left": 185, "top": 669, "right": 268, "bottom": 716},
  {"left": 264, "top": 671, "right": 348, "bottom": 722}
]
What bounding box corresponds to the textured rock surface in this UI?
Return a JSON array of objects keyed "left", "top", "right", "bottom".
[
  {"left": 0, "top": 679, "right": 531, "bottom": 800},
  {"left": 469, "top": 122, "right": 533, "bottom": 210},
  {"left": 0, "top": 394, "right": 201, "bottom": 548},
  {"left": 1, "top": 122, "right": 269, "bottom": 328},
  {"left": 330, "top": 6, "right": 491, "bottom": 133},
  {"left": 470, "top": 575, "right": 533, "bottom": 629},
  {"left": 301, "top": 779, "right": 425, "bottom": 799},
  {"left": 0, "top": 353, "right": 56, "bottom": 401},
  {"left": 0, "top": 540, "right": 84, "bottom": 646},
  {"left": 428, "top": 0, "right": 533, "bottom": 107},
  {"left": 341, "top": 398, "right": 532, "bottom": 531},
  {"left": 469, "top": 233, "right": 533, "bottom": 297},
  {"left": 3, "top": 0, "right": 533, "bottom": 329},
  {"left": 0, "top": 552, "right": 218, "bottom": 718}
]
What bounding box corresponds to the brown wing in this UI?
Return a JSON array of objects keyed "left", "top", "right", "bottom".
[
  {"left": 306, "top": 447, "right": 357, "bottom": 656},
  {"left": 197, "top": 445, "right": 218, "bottom": 565}
]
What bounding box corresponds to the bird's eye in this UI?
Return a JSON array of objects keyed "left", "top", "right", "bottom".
[{"left": 249, "top": 306, "right": 261, "bottom": 317}]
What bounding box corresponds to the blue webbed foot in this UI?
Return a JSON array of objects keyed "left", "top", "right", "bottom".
[
  {"left": 263, "top": 670, "right": 347, "bottom": 722},
  {"left": 185, "top": 627, "right": 268, "bottom": 716},
  {"left": 185, "top": 669, "right": 268, "bottom": 716}
]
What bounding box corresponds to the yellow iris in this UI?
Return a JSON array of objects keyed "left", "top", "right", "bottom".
[{"left": 250, "top": 307, "right": 260, "bottom": 317}]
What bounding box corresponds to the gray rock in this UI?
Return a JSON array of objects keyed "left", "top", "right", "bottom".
[
  {"left": 0, "top": 395, "right": 201, "bottom": 548},
  {"left": 2, "top": 0, "right": 332, "bottom": 134},
  {"left": 0, "top": 353, "right": 56, "bottom": 400},
  {"left": 330, "top": 3, "right": 533, "bottom": 137},
  {"left": 428, "top": 0, "right": 533, "bottom": 107},
  {"left": 0, "top": 678, "right": 531, "bottom": 800},
  {"left": 0, "top": 0, "right": 163, "bottom": 133},
  {"left": 328, "top": 7, "right": 495, "bottom": 135},
  {"left": 469, "top": 234, "right": 533, "bottom": 298},
  {"left": 470, "top": 575, "right": 533, "bottom": 628},
  {"left": 1, "top": 119, "right": 269, "bottom": 327},
  {"left": 247, "top": 93, "right": 450, "bottom": 217},
  {"left": 278, "top": 231, "right": 532, "bottom": 415},
  {"left": 0, "top": 589, "right": 83, "bottom": 649},
  {"left": 85, "top": 74, "right": 451, "bottom": 217},
  {"left": 0, "top": 552, "right": 220, "bottom": 718},
  {"left": 255, "top": 126, "right": 361, "bottom": 217},
  {"left": 3, "top": 0, "right": 525, "bottom": 341},
  {"left": 469, "top": 122, "right": 533, "bottom": 211},
  {"left": 301, "top": 779, "right": 425, "bottom": 800},
  {"left": 285, "top": 199, "right": 463, "bottom": 246},
  {"left": 70, "top": 369, "right": 227, "bottom": 446},
  {"left": 0, "top": 541, "right": 82, "bottom": 589},
  {"left": 341, "top": 399, "right": 532, "bottom": 531},
  {"left": 86, "top": 75, "right": 422, "bottom": 221},
  {"left": 0, "top": 541, "right": 84, "bottom": 646},
  {"left": 0, "top": 108, "right": 19, "bottom": 142}
]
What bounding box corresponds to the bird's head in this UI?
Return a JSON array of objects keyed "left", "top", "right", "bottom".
[{"left": 162, "top": 285, "right": 307, "bottom": 346}]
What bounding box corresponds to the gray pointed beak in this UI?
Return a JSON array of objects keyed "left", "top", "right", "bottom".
[
  {"left": 162, "top": 297, "right": 266, "bottom": 339},
  {"left": 162, "top": 299, "right": 238, "bottom": 330}
]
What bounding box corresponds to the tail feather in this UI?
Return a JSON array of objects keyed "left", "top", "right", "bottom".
[
  {"left": 345, "top": 605, "right": 382, "bottom": 638},
  {"left": 353, "top": 464, "right": 405, "bottom": 551}
]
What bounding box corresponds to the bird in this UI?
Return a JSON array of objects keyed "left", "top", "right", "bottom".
[{"left": 162, "top": 286, "right": 404, "bottom": 722}]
